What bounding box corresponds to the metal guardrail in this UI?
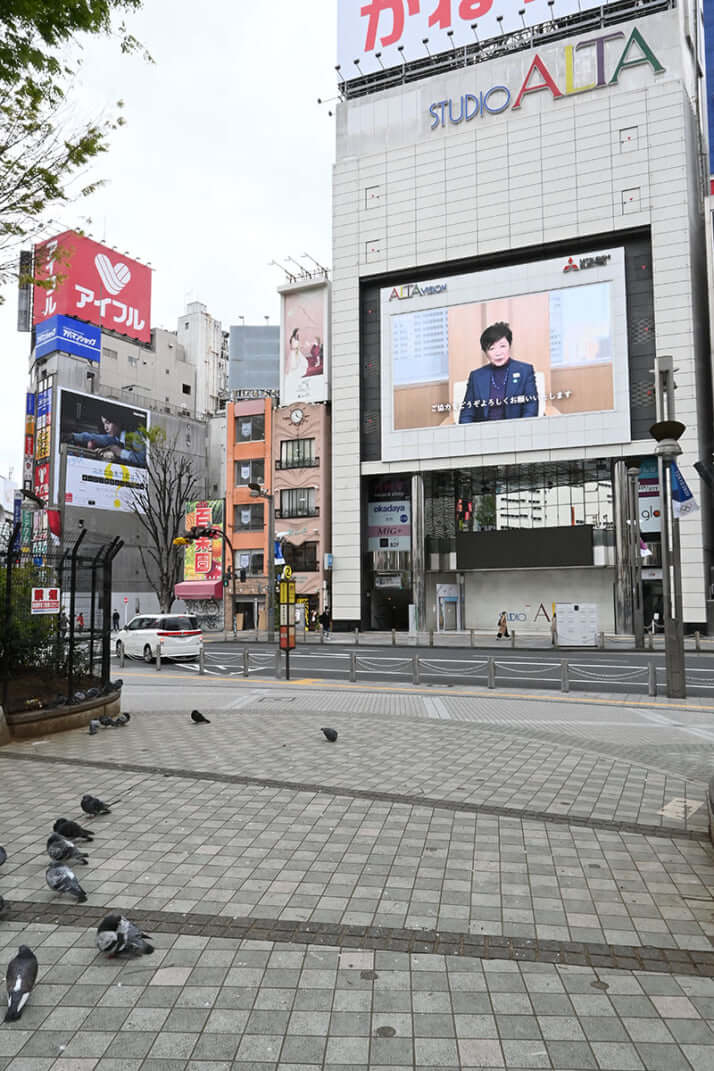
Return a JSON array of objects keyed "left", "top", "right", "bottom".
[
  {"left": 186, "top": 647, "right": 661, "bottom": 696},
  {"left": 210, "top": 628, "right": 713, "bottom": 652}
]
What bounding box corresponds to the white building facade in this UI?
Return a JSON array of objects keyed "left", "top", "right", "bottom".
[
  {"left": 331, "top": 2, "right": 712, "bottom": 634},
  {"left": 177, "top": 301, "right": 228, "bottom": 419}
]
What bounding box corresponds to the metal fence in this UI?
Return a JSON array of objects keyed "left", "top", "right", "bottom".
[{"left": 0, "top": 527, "right": 123, "bottom": 713}]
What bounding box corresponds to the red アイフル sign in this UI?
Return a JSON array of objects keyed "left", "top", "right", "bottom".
[{"left": 33, "top": 231, "right": 152, "bottom": 343}]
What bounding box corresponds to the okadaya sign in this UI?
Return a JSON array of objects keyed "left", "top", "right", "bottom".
[
  {"left": 429, "top": 26, "right": 664, "bottom": 128},
  {"left": 31, "top": 587, "right": 60, "bottom": 615},
  {"left": 35, "top": 315, "right": 101, "bottom": 363}
]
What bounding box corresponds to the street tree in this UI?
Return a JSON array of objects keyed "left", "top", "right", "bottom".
[
  {"left": 0, "top": 0, "right": 148, "bottom": 291},
  {"left": 130, "top": 426, "right": 201, "bottom": 613}
]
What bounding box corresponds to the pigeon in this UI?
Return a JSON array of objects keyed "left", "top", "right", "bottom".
[
  {"left": 321, "top": 727, "right": 338, "bottom": 742},
  {"left": 53, "top": 819, "right": 93, "bottom": 842},
  {"left": 0, "top": 845, "right": 6, "bottom": 865},
  {"left": 81, "top": 794, "right": 111, "bottom": 816},
  {"left": 86, "top": 687, "right": 100, "bottom": 699},
  {"left": 4, "top": 945, "right": 38, "bottom": 1022},
  {"left": 46, "top": 835, "right": 89, "bottom": 866},
  {"left": 72, "top": 691, "right": 87, "bottom": 704},
  {"left": 113, "top": 713, "right": 130, "bottom": 726},
  {"left": 88, "top": 720, "right": 100, "bottom": 736},
  {"left": 96, "top": 914, "right": 154, "bottom": 957},
  {"left": 45, "top": 864, "right": 87, "bottom": 902},
  {"left": 99, "top": 715, "right": 114, "bottom": 727},
  {"left": 190, "top": 709, "right": 210, "bottom": 724}
]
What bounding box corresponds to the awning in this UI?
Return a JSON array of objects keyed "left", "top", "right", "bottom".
[{"left": 175, "top": 580, "right": 224, "bottom": 600}]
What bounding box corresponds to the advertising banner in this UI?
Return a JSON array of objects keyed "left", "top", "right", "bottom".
[
  {"left": 56, "top": 389, "right": 149, "bottom": 513},
  {"left": 184, "top": 500, "right": 224, "bottom": 581},
  {"left": 23, "top": 391, "right": 35, "bottom": 490},
  {"left": 339, "top": 0, "right": 623, "bottom": 80},
  {"left": 31, "top": 587, "right": 61, "bottom": 615},
  {"left": 35, "top": 387, "right": 52, "bottom": 462},
  {"left": 280, "top": 282, "right": 328, "bottom": 406},
  {"left": 637, "top": 458, "right": 661, "bottom": 534},
  {"left": 367, "top": 477, "right": 411, "bottom": 551},
  {"left": 33, "top": 231, "right": 152, "bottom": 343},
  {"left": 381, "top": 247, "right": 629, "bottom": 462},
  {"left": 35, "top": 314, "right": 101, "bottom": 363}
]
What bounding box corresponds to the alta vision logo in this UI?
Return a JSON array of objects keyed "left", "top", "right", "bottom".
[{"left": 389, "top": 282, "right": 447, "bottom": 301}]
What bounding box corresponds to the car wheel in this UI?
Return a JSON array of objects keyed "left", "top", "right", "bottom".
[
  {"left": 116, "top": 640, "right": 123, "bottom": 657},
  {"left": 143, "top": 644, "right": 154, "bottom": 664}
]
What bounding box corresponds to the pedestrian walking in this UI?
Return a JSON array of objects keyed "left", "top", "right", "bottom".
[
  {"left": 551, "top": 612, "right": 558, "bottom": 647},
  {"left": 112, "top": 609, "right": 120, "bottom": 631},
  {"left": 59, "top": 610, "right": 68, "bottom": 638},
  {"left": 319, "top": 609, "right": 331, "bottom": 639},
  {"left": 496, "top": 610, "right": 509, "bottom": 639},
  {"left": 76, "top": 612, "right": 85, "bottom": 633}
]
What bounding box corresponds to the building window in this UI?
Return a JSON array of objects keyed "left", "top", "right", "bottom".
[
  {"left": 234, "top": 458, "right": 265, "bottom": 486},
  {"left": 279, "top": 438, "right": 316, "bottom": 469},
  {"left": 235, "top": 549, "right": 264, "bottom": 575},
  {"left": 235, "top": 413, "right": 265, "bottom": 442},
  {"left": 103, "top": 348, "right": 117, "bottom": 361},
  {"left": 233, "top": 504, "right": 265, "bottom": 531},
  {"left": 283, "top": 541, "right": 318, "bottom": 572},
  {"left": 279, "top": 487, "right": 317, "bottom": 517},
  {"left": 128, "top": 354, "right": 138, "bottom": 368},
  {"left": 182, "top": 384, "right": 191, "bottom": 395}
]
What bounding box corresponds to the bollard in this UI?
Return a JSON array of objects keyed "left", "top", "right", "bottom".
[
  {"left": 560, "top": 660, "right": 569, "bottom": 693},
  {"left": 648, "top": 659, "right": 657, "bottom": 697},
  {"left": 350, "top": 653, "right": 357, "bottom": 682},
  {"left": 412, "top": 655, "right": 421, "bottom": 684},
  {"left": 599, "top": 632, "right": 605, "bottom": 650},
  {"left": 155, "top": 643, "right": 161, "bottom": 671},
  {"left": 511, "top": 630, "right": 516, "bottom": 649},
  {"left": 274, "top": 649, "right": 281, "bottom": 679},
  {"left": 199, "top": 644, "right": 205, "bottom": 675},
  {"left": 429, "top": 630, "right": 434, "bottom": 648},
  {"left": 354, "top": 628, "right": 359, "bottom": 646},
  {"left": 242, "top": 648, "right": 249, "bottom": 678},
  {"left": 695, "top": 630, "right": 701, "bottom": 652},
  {"left": 470, "top": 629, "right": 475, "bottom": 648},
  {"left": 119, "top": 644, "right": 125, "bottom": 669},
  {"left": 320, "top": 628, "right": 324, "bottom": 645},
  {"left": 392, "top": 628, "right": 396, "bottom": 647},
  {"left": 487, "top": 657, "right": 495, "bottom": 689},
  {"left": 646, "top": 631, "right": 653, "bottom": 651}
]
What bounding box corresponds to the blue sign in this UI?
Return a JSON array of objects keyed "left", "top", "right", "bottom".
[
  {"left": 670, "top": 462, "right": 699, "bottom": 519},
  {"left": 35, "top": 314, "right": 101, "bottom": 363}
]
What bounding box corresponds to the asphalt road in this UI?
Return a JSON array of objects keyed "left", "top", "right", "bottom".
[{"left": 116, "top": 640, "right": 714, "bottom": 697}]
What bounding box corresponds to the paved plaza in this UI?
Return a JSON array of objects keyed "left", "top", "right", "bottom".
[{"left": 0, "top": 678, "right": 713, "bottom": 1069}]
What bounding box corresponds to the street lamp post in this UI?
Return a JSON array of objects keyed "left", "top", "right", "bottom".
[
  {"left": 249, "top": 483, "right": 275, "bottom": 641},
  {"left": 650, "top": 419, "right": 687, "bottom": 699}
]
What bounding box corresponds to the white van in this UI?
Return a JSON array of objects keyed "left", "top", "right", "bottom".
[{"left": 115, "top": 613, "right": 202, "bottom": 662}]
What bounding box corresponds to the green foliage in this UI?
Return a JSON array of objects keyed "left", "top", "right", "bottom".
[
  {"left": 0, "top": 562, "right": 56, "bottom": 670},
  {"left": 0, "top": 0, "right": 148, "bottom": 292}
]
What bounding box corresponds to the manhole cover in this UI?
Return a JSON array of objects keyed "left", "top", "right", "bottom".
[
  {"left": 375, "top": 1026, "right": 397, "bottom": 1038},
  {"left": 360, "top": 969, "right": 379, "bottom": 980}
]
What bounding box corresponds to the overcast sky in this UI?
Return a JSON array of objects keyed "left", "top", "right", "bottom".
[{"left": 0, "top": 0, "right": 336, "bottom": 478}]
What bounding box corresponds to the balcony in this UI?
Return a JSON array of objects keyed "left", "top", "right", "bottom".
[{"left": 275, "top": 457, "right": 320, "bottom": 470}]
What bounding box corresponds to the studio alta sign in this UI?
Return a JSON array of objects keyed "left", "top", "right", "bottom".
[{"left": 429, "top": 27, "right": 664, "bottom": 129}]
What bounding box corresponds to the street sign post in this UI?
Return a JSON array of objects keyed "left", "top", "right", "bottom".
[{"left": 279, "top": 566, "right": 296, "bottom": 680}]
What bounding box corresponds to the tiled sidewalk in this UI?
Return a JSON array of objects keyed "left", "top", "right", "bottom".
[
  {"left": 0, "top": 695, "right": 712, "bottom": 1069},
  {"left": 1, "top": 922, "right": 714, "bottom": 1071}
]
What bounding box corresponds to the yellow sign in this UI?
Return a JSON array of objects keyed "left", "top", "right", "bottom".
[{"left": 282, "top": 565, "right": 293, "bottom": 579}]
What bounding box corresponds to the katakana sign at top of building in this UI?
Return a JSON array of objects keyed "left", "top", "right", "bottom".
[
  {"left": 339, "top": 0, "right": 625, "bottom": 79},
  {"left": 33, "top": 231, "right": 152, "bottom": 344}
]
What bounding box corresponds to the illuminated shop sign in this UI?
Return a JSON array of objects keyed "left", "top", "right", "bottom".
[{"left": 429, "top": 27, "right": 664, "bottom": 129}]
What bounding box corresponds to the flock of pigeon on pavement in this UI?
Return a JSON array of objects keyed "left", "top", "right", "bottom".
[{"left": 2, "top": 710, "right": 339, "bottom": 1023}]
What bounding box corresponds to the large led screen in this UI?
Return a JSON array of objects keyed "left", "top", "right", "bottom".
[
  {"left": 380, "top": 248, "right": 630, "bottom": 463},
  {"left": 56, "top": 389, "right": 150, "bottom": 513}
]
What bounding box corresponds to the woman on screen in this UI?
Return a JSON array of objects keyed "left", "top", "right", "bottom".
[{"left": 458, "top": 322, "right": 538, "bottom": 424}]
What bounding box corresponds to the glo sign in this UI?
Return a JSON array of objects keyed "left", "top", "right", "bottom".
[{"left": 429, "top": 27, "right": 664, "bottom": 128}]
